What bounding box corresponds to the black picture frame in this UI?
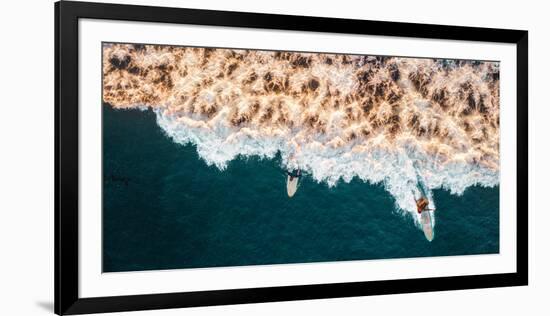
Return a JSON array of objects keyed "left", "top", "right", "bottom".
[{"left": 55, "top": 1, "right": 528, "bottom": 314}]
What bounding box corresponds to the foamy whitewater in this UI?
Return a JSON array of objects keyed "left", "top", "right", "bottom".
[{"left": 102, "top": 43, "right": 500, "bottom": 226}]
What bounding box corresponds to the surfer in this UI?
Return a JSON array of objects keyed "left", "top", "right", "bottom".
[
  {"left": 286, "top": 169, "right": 302, "bottom": 198},
  {"left": 414, "top": 196, "right": 435, "bottom": 214},
  {"left": 286, "top": 146, "right": 302, "bottom": 198},
  {"left": 287, "top": 169, "right": 301, "bottom": 181},
  {"left": 413, "top": 193, "right": 436, "bottom": 242}
]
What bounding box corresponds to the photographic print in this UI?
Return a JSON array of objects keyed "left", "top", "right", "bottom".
[{"left": 101, "top": 43, "right": 500, "bottom": 272}]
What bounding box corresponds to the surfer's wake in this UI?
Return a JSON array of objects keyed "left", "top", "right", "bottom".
[{"left": 102, "top": 43, "right": 500, "bottom": 228}]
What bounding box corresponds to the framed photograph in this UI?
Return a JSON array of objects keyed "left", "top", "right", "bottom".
[{"left": 55, "top": 1, "right": 528, "bottom": 314}]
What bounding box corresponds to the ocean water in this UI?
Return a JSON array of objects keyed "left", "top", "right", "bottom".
[{"left": 103, "top": 105, "right": 499, "bottom": 272}]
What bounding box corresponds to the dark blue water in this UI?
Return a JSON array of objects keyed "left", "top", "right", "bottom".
[{"left": 102, "top": 105, "right": 499, "bottom": 272}]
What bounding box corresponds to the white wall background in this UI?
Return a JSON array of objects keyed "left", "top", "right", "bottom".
[{"left": 0, "top": 0, "right": 546, "bottom": 315}]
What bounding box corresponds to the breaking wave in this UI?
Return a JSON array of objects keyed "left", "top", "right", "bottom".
[{"left": 102, "top": 43, "right": 500, "bottom": 225}]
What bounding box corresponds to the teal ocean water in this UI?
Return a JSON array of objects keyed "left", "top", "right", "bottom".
[{"left": 102, "top": 105, "right": 499, "bottom": 272}]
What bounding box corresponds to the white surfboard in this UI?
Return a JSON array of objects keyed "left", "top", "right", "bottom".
[
  {"left": 286, "top": 175, "right": 299, "bottom": 197},
  {"left": 421, "top": 211, "right": 435, "bottom": 242}
]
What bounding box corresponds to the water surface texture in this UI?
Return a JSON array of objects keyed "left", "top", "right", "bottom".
[{"left": 103, "top": 105, "right": 499, "bottom": 272}]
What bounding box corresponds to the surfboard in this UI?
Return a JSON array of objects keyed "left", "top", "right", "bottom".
[
  {"left": 286, "top": 175, "right": 299, "bottom": 197},
  {"left": 421, "top": 210, "right": 435, "bottom": 242}
]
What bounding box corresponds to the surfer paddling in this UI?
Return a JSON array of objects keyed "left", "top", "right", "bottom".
[
  {"left": 286, "top": 145, "right": 303, "bottom": 198},
  {"left": 286, "top": 169, "right": 302, "bottom": 198}
]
